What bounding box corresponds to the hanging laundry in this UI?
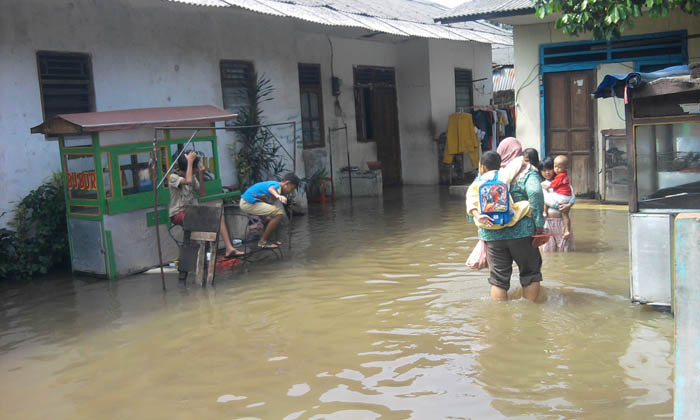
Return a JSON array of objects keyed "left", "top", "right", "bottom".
[
  {"left": 472, "top": 110, "right": 491, "bottom": 151},
  {"left": 444, "top": 112, "right": 479, "bottom": 168}
]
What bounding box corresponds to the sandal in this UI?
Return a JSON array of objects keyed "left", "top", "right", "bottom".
[{"left": 259, "top": 241, "right": 279, "bottom": 249}]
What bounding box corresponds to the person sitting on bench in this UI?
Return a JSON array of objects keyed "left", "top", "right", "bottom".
[
  {"left": 239, "top": 173, "right": 300, "bottom": 249},
  {"left": 168, "top": 150, "right": 244, "bottom": 259}
]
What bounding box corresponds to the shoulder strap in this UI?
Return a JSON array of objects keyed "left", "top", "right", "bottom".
[{"left": 493, "top": 171, "right": 499, "bottom": 182}]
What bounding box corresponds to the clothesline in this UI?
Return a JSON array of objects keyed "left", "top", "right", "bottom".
[{"left": 456, "top": 105, "right": 495, "bottom": 113}]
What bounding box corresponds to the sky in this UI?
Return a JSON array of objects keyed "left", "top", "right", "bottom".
[{"left": 431, "top": 0, "right": 466, "bottom": 8}]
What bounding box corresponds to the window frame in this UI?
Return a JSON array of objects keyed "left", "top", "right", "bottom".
[
  {"left": 298, "top": 63, "right": 325, "bottom": 149},
  {"left": 454, "top": 68, "right": 474, "bottom": 112},
  {"left": 36, "top": 51, "right": 95, "bottom": 121},
  {"left": 219, "top": 60, "right": 254, "bottom": 127},
  {"left": 353, "top": 66, "right": 396, "bottom": 143}
]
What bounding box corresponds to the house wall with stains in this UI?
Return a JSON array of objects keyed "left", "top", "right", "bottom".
[{"left": 0, "top": 0, "right": 494, "bottom": 225}]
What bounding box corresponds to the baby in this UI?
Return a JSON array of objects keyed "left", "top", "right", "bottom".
[{"left": 541, "top": 155, "right": 573, "bottom": 239}]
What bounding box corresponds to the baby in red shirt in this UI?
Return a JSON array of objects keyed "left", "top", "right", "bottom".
[{"left": 541, "top": 155, "right": 573, "bottom": 239}]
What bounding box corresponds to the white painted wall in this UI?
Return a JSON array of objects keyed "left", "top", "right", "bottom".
[
  {"left": 0, "top": 0, "right": 493, "bottom": 226},
  {"left": 397, "top": 39, "right": 434, "bottom": 184},
  {"left": 595, "top": 62, "right": 631, "bottom": 196},
  {"left": 428, "top": 39, "right": 493, "bottom": 172}
]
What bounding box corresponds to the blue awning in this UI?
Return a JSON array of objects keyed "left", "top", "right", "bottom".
[{"left": 592, "top": 64, "right": 690, "bottom": 99}]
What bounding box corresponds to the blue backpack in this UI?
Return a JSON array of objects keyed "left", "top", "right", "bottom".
[{"left": 478, "top": 171, "right": 513, "bottom": 226}]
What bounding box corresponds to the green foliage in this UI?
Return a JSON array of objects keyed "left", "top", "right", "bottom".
[
  {"left": 534, "top": 0, "right": 700, "bottom": 39},
  {"left": 232, "top": 72, "right": 286, "bottom": 190},
  {"left": 0, "top": 174, "right": 69, "bottom": 281}
]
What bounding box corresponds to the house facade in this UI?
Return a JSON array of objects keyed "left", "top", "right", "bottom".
[
  {"left": 0, "top": 0, "right": 511, "bottom": 227},
  {"left": 438, "top": 2, "right": 699, "bottom": 199}
]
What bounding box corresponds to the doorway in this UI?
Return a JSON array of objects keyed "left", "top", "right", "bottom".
[
  {"left": 545, "top": 70, "right": 596, "bottom": 196},
  {"left": 354, "top": 66, "right": 402, "bottom": 186}
]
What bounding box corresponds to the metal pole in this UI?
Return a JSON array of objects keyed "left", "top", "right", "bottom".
[
  {"left": 152, "top": 130, "right": 166, "bottom": 291},
  {"left": 344, "top": 123, "right": 352, "bottom": 200},
  {"left": 327, "top": 127, "right": 334, "bottom": 198},
  {"left": 292, "top": 120, "right": 297, "bottom": 173}
]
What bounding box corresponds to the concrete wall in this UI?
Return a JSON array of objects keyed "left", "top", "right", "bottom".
[
  {"left": 398, "top": 39, "right": 433, "bottom": 184},
  {"left": 595, "top": 62, "right": 631, "bottom": 195},
  {"left": 513, "top": 10, "right": 700, "bottom": 154},
  {"left": 428, "top": 38, "right": 493, "bottom": 172},
  {"left": 0, "top": 0, "right": 493, "bottom": 226}
]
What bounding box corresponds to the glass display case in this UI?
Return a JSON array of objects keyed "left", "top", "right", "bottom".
[{"left": 634, "top": 122, "right": 700, "bottom": 210}]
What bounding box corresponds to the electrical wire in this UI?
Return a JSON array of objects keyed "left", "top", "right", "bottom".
[
  {"left": 514, "top": 62, "right": 540, "bottom": 105},
  {"left": 613, "top": 97, "right": 626, "bottom": 122}
]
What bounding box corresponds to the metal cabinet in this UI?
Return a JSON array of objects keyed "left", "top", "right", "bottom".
[{"left": 629, "top": 213, "right": 673, "bottom": 306}]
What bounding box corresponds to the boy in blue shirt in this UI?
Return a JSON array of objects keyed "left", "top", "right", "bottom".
[{"left": 239, "top": 173, "right": 300, "bottom": 248}]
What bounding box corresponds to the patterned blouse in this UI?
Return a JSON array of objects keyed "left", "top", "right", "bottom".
[{"left": 477, "top": 169, "right": 545, "bottom": 241}]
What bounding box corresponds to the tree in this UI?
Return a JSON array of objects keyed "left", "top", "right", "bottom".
[{"left": 534, "top": 0, "right": 700, "bottom": 39}]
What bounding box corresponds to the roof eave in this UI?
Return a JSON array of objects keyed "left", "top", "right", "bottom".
[
  {"left": 31, "top": 117, "right": 84, "bottom": 137},
  {"left": 435, "top": 8, "right": 535, "bottom": 24}
]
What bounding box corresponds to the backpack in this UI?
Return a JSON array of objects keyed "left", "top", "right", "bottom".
[{"left": 478, "top": 171, "right": 513, "bottom": 226}]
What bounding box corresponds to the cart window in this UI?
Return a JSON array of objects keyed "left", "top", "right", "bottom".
[
  {"left": 169, "top": 142, "right": 217, "bottom": 182},
  {"left": 62, "top": 135, "right": 93, "bottom": 148},
  {"left": 64, "top": 153, "right": 98, "bottom": 200},
  {"left": 168, "top": 128, "right": 214, "bottom": 139},
  {"left": 118, "top": 152, "right": 153, "bottom": 196},
  {"left": 635, "top": 122, "right": 700, "bottom": 210},
  {"left": 101, "top": 153, "right": 112, "bottom": 198},
  {"left": 69, "top": 205, "right": 100, "bottom": 216},
  {"left": 158, "top": 146, "right": 169, "bottom": 186}
]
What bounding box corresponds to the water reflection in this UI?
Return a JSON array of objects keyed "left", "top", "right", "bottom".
[{"left": 0, "top": 187, "right": 673, "bottom": 419}]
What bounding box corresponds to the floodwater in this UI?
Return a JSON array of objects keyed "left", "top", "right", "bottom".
[{"left": 0, "top": 186, "right": 673, "bottom": 419}]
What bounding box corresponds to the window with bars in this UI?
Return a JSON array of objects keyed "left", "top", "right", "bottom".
[
  {"left": 298, "top": 63, "right": 325, "bottom": 149},
  {"left": 353, "top": 66, "right": 395, "bottom": 142},
  {"left": 540, "top": 32, "right": 686, "bottom": 68},
  {"left": 455, "top": 68, "right": 473, "bottom": 111},
  {"left": 36, "top": 51, "right": 95, "bottom": 119},
  {"left": 220, "top": 60, "right": 253, "bottom": 126}
]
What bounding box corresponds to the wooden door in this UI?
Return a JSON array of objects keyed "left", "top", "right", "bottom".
[
  {"left": 373, "top": 87, "right": 402, "bottom": 186},
  {"left": 545, "top": 71, "right": 596, "bottom": 196}
]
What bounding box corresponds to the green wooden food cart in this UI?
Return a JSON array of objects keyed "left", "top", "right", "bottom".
[{"left": 31, "top": 105, "right": 238, "bottom": 279}]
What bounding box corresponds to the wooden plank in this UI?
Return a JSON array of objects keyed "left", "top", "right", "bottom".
[
  {"left": 569, "top": 72, "right": 591, "bottom": 128},
  {"left": 674, "top": 213, "right": 700, "bottom": 420},
  {"left": 206, "top": 237, "right": 218, "bottom": 286},
  {"left": 190, "top": 231, "right": 218, "bottom": 242},
  {"left": 545, "top": 73, "right": 569, "bottom": 130},
  {"left": 195, "top": 242, "right": 205, "bottom": 287},
  {"left": 570, "top": 155, "right": 589, "bottom": 196}
]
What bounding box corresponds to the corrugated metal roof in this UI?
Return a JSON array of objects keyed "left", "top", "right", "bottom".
[
  {"left": 169, "top": 0, "right": 513, "bottom": 45},
  {"left": 436, "top": 0, "right": 534, "bottom": 22},
  {"left": 492, "top": 44, "right": 513, "bottom": 66},
  {"left": 30, "top": 105, "right": 236, "bottom": 135},
  {"left": 492, "top": 65, "right": 515, "bottom": 92}
]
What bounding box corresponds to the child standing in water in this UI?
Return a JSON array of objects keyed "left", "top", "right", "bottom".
[{"left": 541, "top": 155, "right": 574, "bottom": 240}]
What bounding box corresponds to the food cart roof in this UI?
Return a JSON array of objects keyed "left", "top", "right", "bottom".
[
  {"left": 591, "top": 64, "right": 691, "bottom": 99},
  {"left": 30, "top": 105, "right": 237, "bottom": 136}
]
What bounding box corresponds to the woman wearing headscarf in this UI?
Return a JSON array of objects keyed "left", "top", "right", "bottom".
[{"left": 479, "top": 137, "right": 546, "bottom": 301}]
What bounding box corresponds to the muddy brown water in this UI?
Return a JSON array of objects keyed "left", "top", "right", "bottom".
[{"left": 0, "top": 187, "right": 673, "bottom": 419}]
